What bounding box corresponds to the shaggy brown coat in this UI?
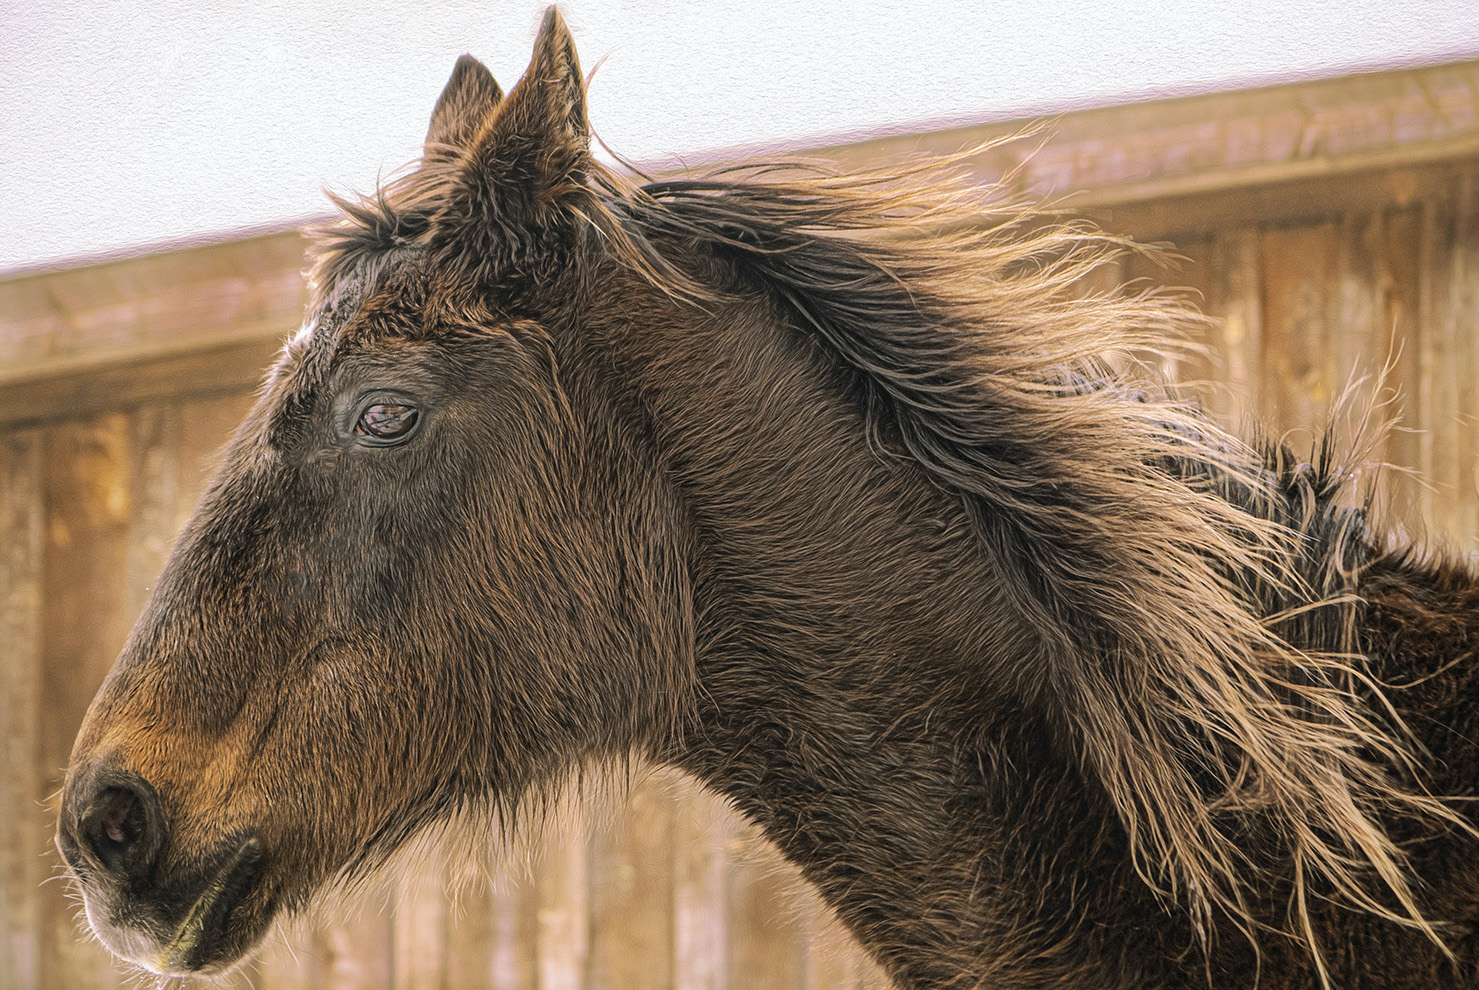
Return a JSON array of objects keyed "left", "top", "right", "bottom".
[{"left": 58, "top": 10, "right": 1479, "bottom": 988}]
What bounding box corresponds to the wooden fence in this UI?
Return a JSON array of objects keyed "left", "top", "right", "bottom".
[{"left": 2, "top": 58, "right": 1477, "bottom": 990}]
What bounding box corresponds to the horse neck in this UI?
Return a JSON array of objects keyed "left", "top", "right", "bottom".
[
  {"left": 576, "top": 275, "right": 1204, "bottom": 987},
  {"left": 574, "top": 265, "right": 1479, "bottom": 986},
  {"left": 1357, "top": 550, "right": 1479, "bottom": 797}
]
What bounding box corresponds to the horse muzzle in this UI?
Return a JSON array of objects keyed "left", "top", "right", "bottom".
[{"left": 56, "top": 762, "right": 268, "bottom": 975}]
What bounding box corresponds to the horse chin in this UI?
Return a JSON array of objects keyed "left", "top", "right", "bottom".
[{"left": 75, "top": 834, "right": 271, "bottom": 977}]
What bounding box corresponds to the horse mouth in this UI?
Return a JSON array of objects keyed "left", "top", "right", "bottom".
[{"left": 146, "top": 835, "right": 266, "bottom": 975}]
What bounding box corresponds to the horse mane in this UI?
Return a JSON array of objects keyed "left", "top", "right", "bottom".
[{"left": 306, "top": 147, "right": 1463, "bottom": 978}]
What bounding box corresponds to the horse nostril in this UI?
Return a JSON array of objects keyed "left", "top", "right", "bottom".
[
  {"left": 77, "top": 774, "right": 165, "bottom": 882},
  {"left": 100, "top": 789, "right": 137, "bottom": 845}
]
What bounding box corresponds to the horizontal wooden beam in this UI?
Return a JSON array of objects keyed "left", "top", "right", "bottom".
[
  {"left": 806, "top": 58, "right": 1479, "bottom": 210},
  {"left": 1090, "top": 154, "right": 1479, "bottom": 243},
  {"left": 0, "top": 228, "right": 307, "bottom": 387},
  {"left": 0, "top": 334, "right": 280, "bottom": 428}
]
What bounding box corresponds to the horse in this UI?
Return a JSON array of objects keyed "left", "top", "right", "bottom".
[{"left": 56, "top": 9, "right": 1479, "bottom": 988}]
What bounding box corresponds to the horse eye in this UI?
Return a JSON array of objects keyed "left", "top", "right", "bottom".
[{"left": 354, "top": 404, "right": 420, "bottom": 442}]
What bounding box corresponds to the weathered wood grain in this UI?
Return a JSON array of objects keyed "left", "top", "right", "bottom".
[
  {"left": 1418, "top": 176, "right": 1479, "bottom": 547},
  {"left": 535, "top": 808, "right": 590, "bottom": 990},
  {"left": 0, "top": 336, "right": 283, "bottom": 430},
  {"left": 588, "top": 774, "right": 675, "bottom": 990},
  {"left": 1451, "top": 171, "right": 1479, "bottom": 546},
  {"left": 0, "top": 229, "right": 306, "bottom": 382},
  {"left": 1, "top": 430, "right": 44, "bottom": 990},
  {"left": 1260, "top": 221, "right": 1340, "bottom": 436},
  {"left": 672, "top": 775, "right": 732, "bottom": 990},
  {"left": 1204, "top": 228, "right": 1264, "bottom": 426},
  {"left": 1375, "top": 205, "right": 1427, "bottom": 524},
  {"left": 38, "top": 414, "right": 135, "bottom": 989}
]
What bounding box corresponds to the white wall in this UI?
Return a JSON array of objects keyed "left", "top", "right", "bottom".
[{"left": 3, "top": 0, "right": 1476, "bottom": 273}]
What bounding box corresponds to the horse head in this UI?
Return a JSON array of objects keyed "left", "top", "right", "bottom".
[{"left": 56, "top": 10, "right": 692, "bottom": 974}]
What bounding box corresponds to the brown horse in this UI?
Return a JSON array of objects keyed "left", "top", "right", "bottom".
[{"left": 57, "top": 10, "right": 1479, "bottom": 988}]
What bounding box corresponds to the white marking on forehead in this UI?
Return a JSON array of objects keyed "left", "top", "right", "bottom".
[
  {"left": 273, "top": 314, "right": 328, "bottom": 383},
  {"left": 289, "top": 319, "right": 317, "bottom": 348}
]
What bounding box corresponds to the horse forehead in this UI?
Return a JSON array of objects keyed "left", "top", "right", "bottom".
[
  {"left": 258, "top": 252, "right": 451, "bottom": 454},
  {"left": 293, "top": 253, "right": 433, "bottom": 365}
]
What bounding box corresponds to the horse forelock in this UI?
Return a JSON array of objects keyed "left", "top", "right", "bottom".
[{"left": 306, "top": 159, "right": 446, "bottom": 307}]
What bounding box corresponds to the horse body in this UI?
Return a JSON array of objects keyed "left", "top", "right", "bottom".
[{"left": 56, "top": 10, "right": 1479, "bottom": 988}]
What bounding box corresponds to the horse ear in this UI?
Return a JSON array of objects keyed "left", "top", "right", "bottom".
[
  {"left": 425, "top": 54, "right": 503, "bottom": 155},
  {"left": 428, "top": 6, "right": 591, "bottom": 277}
]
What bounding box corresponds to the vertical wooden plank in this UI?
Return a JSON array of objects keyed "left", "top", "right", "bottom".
[
  {"left": 173, "top": 393, "right": 256, "bottom": 529},
  {"left": 441, "top": 848, "right": 499, "bottom": 990},
  {"left": 1, "top": 430, "right": 45, "bottom": 990},
  {"left": 1332, "top": 212, "right": 1384, "bottom": 390},
  {"left": 1259, "top": 222, "right": 1340, "bottom": 438},
  {"left": 488, "top": 864, "right": 539, "bottom": 990},
  {"left": 126, "top": 405, "right": 183, "bottom": 619},
  {"left": 672, "top": 776, "right": 731, "bottom": 990},
  {"left": 1418, "top": 177, "right": 1479, "bottom": 546},
  {"left": 588, "top": 773, "right": 675, "bottom": 990},
  {"left": 1451, "top": 171, "right": 1479, "bottom": 546},
  {"left": 1413, "top": 198, "right": 1444, "bottom": 532},
  {"left": 1164, "top": 237, "right": 1216, "bottom": 386},
  {"left": 1416, "top": 196, "right": 1463, "bottom": 540},
  {"left": 724, "top": 826, "right": 806, "bottom": 990},
  {"left": 535, "top": 806, "right": 590, "bottom": 990},
  {"left": 21, "top": 395, "right": 265, "bottom": 990},
  {"left": 1204, "top": 228, "right": 1264, "bottom": 426},
  {"left": 38, "top": 413, "right": 136, "bottom": 990},
  {"left": 1375, "top": 206, "right": 1426, "bottom": 522},
  {"left": 1323, "top": 209, "right": 1394, "bottom": 504},
  {"left": 394, "top": 861, "right": 451, "bottom": 990}
]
